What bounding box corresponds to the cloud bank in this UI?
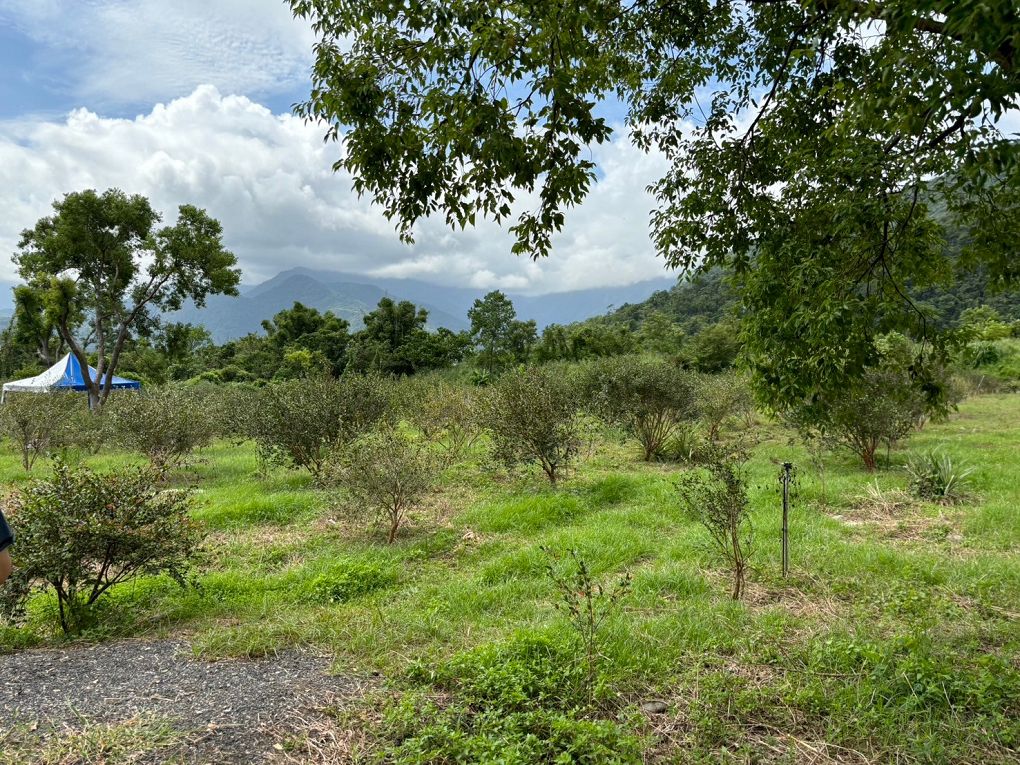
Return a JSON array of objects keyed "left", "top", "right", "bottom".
[{"left": 0, "top": 86, "right": 673, "bottom": 295}]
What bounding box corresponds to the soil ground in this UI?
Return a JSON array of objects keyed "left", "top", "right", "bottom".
[{"left": 0, "top": 639, "right": 366, "bottom": 763}]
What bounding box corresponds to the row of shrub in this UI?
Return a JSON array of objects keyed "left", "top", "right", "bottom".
[
  {"left": 0, "top": 338, "right": 975, "bottom": 482},
  {"left": 217, "top": 358, "right": 753, "bottom": 485}
]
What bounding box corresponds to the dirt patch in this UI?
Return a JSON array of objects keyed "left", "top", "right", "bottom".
[
  {"left": 0, "top": 639, "right": 368, "bottom": 763},
  {"left": 743, "top": 578, "right": 847, "bottom": 624},
  {"left": 830, "top": 485, "right": 964, "bottom": 544}
]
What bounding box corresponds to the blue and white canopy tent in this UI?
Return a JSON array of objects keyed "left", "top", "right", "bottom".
[{"left": 1, "top": 353, "right": 141, "bottom": 403}]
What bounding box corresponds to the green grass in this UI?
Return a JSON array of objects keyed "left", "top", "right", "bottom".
[{"left": 2, "top": 394, "right": 1019, "bottom": 762}]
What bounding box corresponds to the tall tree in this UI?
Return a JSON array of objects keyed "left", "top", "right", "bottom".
[
  {"left": 347, "top": 297, "right": 466, "bottom": 375},
  {"left": 15, "top": 189, "right": 240, "bottom": 408},
  {"left": 468, "top": 291, "right": 537, "bottom": 373},
  {"left": 262, "top": 301, "right": 351, "bottom": 375},
  {"left": 0, "top": 284, "right": 71, "bottom": 377},
  {"left": 291, "top": 0, "right": 1020, "bottom": 407}
]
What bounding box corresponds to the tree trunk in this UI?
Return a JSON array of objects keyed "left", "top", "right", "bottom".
[
  {"left": 730, "top": 525, "right": 744, "bottom": 600},
  {"left": 861, "top": 446, "right": 877, "bottom": 471},
  {"left": 387, "top": 507, "right": 400, "bottom": 544}
]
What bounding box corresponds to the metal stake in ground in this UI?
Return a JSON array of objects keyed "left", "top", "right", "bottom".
[{"left": 781, "top": 462, "right": 793, "bottom": 577}]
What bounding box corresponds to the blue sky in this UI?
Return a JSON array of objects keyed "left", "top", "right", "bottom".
[
  {"left": 0, "top": 1, "right": 672, "bottom": 308},
  {"left": 0, "top": 21, "right": 58, "bottom": 118},
  {"left": 0, "top": 1, "right": 315, "bottom": 118},
  {"left": 0, "top": 16, "right": 303, "bottom": 121}
]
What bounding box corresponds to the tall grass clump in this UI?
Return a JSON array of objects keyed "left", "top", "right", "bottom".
[{"left": 906, "top": 449, "right": 975, "bottom": 504}]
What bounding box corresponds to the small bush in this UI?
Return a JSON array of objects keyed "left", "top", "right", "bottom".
[
  {"left": 785, "top": 334, "right": 947, "bottom": 470},
  {"left": 697, "top": 372, "right": 754, "bottom": 442},
  {"left": 106, "top": 386, "right": 219, "bottom": 468},
  {"left": 327, "top": 422, "right": 438, "bottom": 543},
  {"left": 684, "top": 319, "right": 742, "bottom": 373},
  {"left": 480, "top": 366, "right": 583, "bottom": 484},
  {"left": 675, "top": 451, "right": 754, "bottom": 600},
  {"left": 0, "top": 461, "right": 204, "bottom": 634},
  {"left": 961, "top": 338, "right": 1020, "bottom": 386},
  {"left": 906, "top": 449, "right": 975, "bottom": 504},
  {"left": 396, "top": 375, "right": 479, "bottom": 461},
  {"left": 583, "top": 356, "right": 699, "bottom": 461},
  {"left": 544, "top": 549, "right": 631, "bottom": 704},
  {"left": 0, "top": 392, "right": 84, "bottom": 470},
  {"left": 240, "top": 373, "right": 391, "bottom": 476}
]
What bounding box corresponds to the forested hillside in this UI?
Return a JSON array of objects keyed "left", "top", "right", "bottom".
[{"left": 606, "top": 259, "right": 1020, "bottom": 332}]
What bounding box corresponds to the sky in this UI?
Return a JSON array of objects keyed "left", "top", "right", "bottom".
[{"left": 0, "top": 0, "right": 673, "bottom": 307}]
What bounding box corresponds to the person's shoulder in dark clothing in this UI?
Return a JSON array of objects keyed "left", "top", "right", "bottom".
[{"left": 0, "top": 509, "right": 13, "bottom": 552}]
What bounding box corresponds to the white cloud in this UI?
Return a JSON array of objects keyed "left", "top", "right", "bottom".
[
  {"left": 0, "top": 0, "right": 315, "bottom": 107},
  {"left": 0, "top": 87, "right": 673, "bottom": 294},
  {"left": 998, "top": 109, "right": 1020, "bottom": 138}
]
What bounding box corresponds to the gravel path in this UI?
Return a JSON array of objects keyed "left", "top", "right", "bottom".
[{"left": 0, "top": 639, "right": 366, "bottom": 763}]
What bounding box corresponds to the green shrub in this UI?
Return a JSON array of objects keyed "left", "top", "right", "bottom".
[
  {"left": 0, "top": 392, "right": 85, "bottom": 470},
  {"left": 480, "top": 365, "right": 583, "bottom": 484},
  {"left": 684, "top": 319, "right": 742, "bottom": 372},
  {"left": 583, "top": 356, "right": 699, "bottom": 461},
  {"left": 105, "top": 386, "right": 219, "bottom": 468},
  {"left": 675, "top": 451, "right": 754, "bottom": 600},
  {"left": 327, "top": 422, "right": 438, "bottom": 543},
  {"left": 0, "top": 461, "right": 204, "bottom": 634},
  {"left": 239, "top": 373, "right": 391, "bottom": 476},
  {"left": 906, "top": 449, "right": 975, "bottom": 504},
  {"left": 785, "top": 333, "right": 946, "bottom": 470},
  {"left": 959, "top": 305, "right": 1014, "bottom": 342},
  {"left": 966, "top": 341, "right": 1002, "bottom": 367},
  {"left": 961, "top": 338, "right": 1020, "bottom": 386},
  {"left": 697, "top": 372, "right": 754, "bottom": 442},
  {"left": 544, "top": 549, "right": 631, "bottom": 704},
  {"left": 395, "top": 375, "right": 479, "bottom": 461}
]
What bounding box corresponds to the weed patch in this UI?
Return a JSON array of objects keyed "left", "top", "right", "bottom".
[
  {"left": 303, "top": 558, "right": 399, "bottom": 604},
  {"left": 383, "top": 633, "right": 644, "bottom": 763}
]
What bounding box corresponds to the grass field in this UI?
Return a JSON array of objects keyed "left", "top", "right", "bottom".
[{"left": 2, "top": 393, "right": 1019, "bottom": 763}]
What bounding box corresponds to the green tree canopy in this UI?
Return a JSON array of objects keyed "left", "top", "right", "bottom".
[
  {"left": 348, "top": 297, "right": 469, "bottom": 375},
  {"left": 262, "top": 301, "right": 351, "bottom": 375},
  {"left": 468, "top": 291, "right": 537, "bottom": 373},
  {"left": 534, "top": 319, "right": 634, "bottom": 363},
  {"left": 14, "top": 189, "right": 240, "bottom": 408},
  {"left": 291, "top": 0, "right": 1020, "bottom": 408},
  {"left": 8, "top": 284, "right": 69, "bottom": 367}
]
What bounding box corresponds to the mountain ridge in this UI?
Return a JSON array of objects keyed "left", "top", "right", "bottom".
[{"left": 169, "top": 268, "right": 677, "bottom": 343}]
